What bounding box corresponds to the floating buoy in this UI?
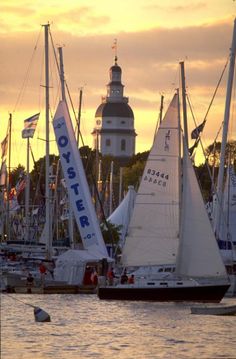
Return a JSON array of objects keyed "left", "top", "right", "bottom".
[{"left": 34, "top": 306, "right": 51, "bottom": 322}]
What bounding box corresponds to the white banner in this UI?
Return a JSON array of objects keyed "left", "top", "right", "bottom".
[{"left": 53, "top": 101, "right": 109, "bottom": 258}]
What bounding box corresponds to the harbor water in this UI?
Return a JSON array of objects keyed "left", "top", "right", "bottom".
[{"left": 1, "top": 294, "right": 236, "bottom": 359}]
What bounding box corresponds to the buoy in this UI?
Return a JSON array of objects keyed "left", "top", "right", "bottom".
[{"left": 34, "top": 306, "right": 51, "bottom": 322}]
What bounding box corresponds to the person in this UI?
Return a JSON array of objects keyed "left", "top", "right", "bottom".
[
  {"left": 39, "top": 262, "right": 47, "bottom": 285},
  {"left": 107, "top": 267, "right": 115, "bottom": 286},
  {"left": 91, "top": 268, "right": 98, "bottom": 286},
  {"left": 128, "top": 274, "right": 135, "bottom": 284},
  {"left": 120, "top": 269, "right": 128, "bottom": 284},
  {"left": 26, "top": 273, "right": 34, "bottom": 293}
]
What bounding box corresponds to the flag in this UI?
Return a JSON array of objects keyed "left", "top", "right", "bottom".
[
  {"left": 191, "top": 120, "right": 206, "bottom": 139},
  {"left": 16, "top": 177, "right": 26, "bottom": 195},
  {"left": 22, "top": 113, "right": 40, "bottom": 138},
  {"left": 0, "top": 161, "right": 7, "bottom": 186},
  {"left": 1, "top": 135, "right": 8, "bottom": 159},
  {"left": 189, "top": 138, "right": 200, "bottom": 157}
]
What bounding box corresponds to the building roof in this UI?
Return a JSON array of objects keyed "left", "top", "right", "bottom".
[
  {"left": 95, "top": 102, "right": 134, "bottom": 118},
  {"left": 110, "top": 64, "right": 122, "bottom": 73}
]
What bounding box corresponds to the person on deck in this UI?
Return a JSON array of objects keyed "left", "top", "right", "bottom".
[
  {"left": 121, "top": 269, "right": 128, "bottom": 284},
  {"left": 26, "top": 273, "right": 34, "bottom": 293},
  {"left": 39, "top": 262, "right": 47, "bottom": 285},
  {"left": 107, "top": 267, "right": 115, "bottom": 286},
  {"left": 128, "top": 274, "right": 135, "bottom": 284}
]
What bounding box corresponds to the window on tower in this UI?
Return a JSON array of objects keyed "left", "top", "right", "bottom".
[
  {"left": 121, "top": 139, "right": 126, "bottom": 151},
  {"left": 106, "top": 139, "right": 111, "bottom": 147}
]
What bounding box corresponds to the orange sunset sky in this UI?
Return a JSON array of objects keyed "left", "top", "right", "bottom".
[{"left": 0, "top": 0, "right": 236, "bottom": 171}]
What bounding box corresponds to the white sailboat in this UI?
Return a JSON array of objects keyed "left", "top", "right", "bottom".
[{"left": 98, "top": 92, "right": 230, "bottom": 302}]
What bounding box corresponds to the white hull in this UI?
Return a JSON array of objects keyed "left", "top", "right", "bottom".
[{"left": 191, "top": 304, "right": 236, "bottom": 315}]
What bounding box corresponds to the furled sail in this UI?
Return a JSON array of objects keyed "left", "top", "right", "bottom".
[
  {"left": 53, "top": 101, "right": 109, "bottom": 258},
  {"left": 122, "top": 93, "right": 180, "bottom": 266}
]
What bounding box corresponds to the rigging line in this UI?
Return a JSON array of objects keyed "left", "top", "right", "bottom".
[
  {"left": 49, "top": 30, "right": 82, "bottom": 142},
  {"left": 13, "top": 27, "right": 43, "bottom": 114},
  {"left": 6, "top": 293, "right": 36, "bottom": 308},
  {"left": 187, "top": 57, "right": 229, "bottom": 131}
]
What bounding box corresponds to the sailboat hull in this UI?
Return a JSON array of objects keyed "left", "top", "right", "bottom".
[{"left": 98, "top": 283, "right": 230, "bottom": 303}]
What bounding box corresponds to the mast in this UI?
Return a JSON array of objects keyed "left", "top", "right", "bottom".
[
  {"left": 215, "top": 18, "right": 236, "bottom": 236},
  {"left": 58, "top": 45, "right": 74, "bottom": 248},
  {"left": 77, "top": 88, "right": 83, "bottom": 146},
  {"left": 6, "top": 114, "right": 12, "bottom": 242},
  {"left": 43, "top": 23, "right": 52, "bottom": 259},
  {"left": 58, "top": 46, "right": 66, "bottom": 101},
  {"left": 25, "top": 137, "right": 30, "bottom": 242},
  {"left": 154, "top": 95, "right": 164, "bottom": 143},
  {"left": 109, "top": 161, "right": 114, "bottom": 216},
  {"left": 180, "top": 61, "right": 189, "bottom": 149}
]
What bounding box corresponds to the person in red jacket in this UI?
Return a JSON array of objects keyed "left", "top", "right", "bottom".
[{"left": 39, "top": 262, "right": 47, "bottom": 285}]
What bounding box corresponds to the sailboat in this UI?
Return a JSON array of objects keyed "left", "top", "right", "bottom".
[
  {"left": 209, "top": 18, "right": 236, "bottom": 296},
  {"left": 98, "top": 92, "right": 230, "bottom": 302}
]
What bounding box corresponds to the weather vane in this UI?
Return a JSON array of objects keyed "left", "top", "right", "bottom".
[{"left": 111, "top": 38, "right": 118, "bottom": 63}]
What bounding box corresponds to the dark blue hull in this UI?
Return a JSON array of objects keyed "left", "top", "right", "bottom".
[{"left": 98, "top": 284, "right": 230, "bottom": 302}]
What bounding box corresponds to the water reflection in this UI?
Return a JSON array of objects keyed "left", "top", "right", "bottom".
[{"left": 1, "top": 294, "right": 236, "bottom": 358}]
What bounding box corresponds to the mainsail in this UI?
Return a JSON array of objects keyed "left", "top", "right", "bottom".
[
  {"left": 122, "top": 94, "right": 180, "bottom": 266},
  {"left": 53, "top": 101, "right": 109, "bottom": 258}
]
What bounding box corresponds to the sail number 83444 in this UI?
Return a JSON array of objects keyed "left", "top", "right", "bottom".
[{"left": 144, "top": 168, "right": 169, "bottom": 187}]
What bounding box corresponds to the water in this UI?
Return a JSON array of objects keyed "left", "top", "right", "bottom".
[{"left": 1, "top": 294, "right": 236, "bottom": 359}]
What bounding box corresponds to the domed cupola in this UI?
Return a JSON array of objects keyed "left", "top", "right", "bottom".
[
  {"left": 106, "top": 56, "right": 124, "bottom": 101},
  {"left": 92, "top": 54, "right": 137, "bottom": 164}
]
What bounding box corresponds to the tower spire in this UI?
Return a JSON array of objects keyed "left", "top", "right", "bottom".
[{"left": 112, "top": 38, "right": 118, "bottom": 64}]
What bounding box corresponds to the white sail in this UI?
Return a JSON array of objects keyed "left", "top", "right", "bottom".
[
  {"left": 176, "top": 143, "right": 227, "bottom": 278},
  {"left": 108, "top": 185, "right": 136, "bottom": 247},
  {"left": 122, "top": 94, "right": 180, "bottom": 266},
  {"left": 53, "top": 101, "right": 109, "bottom": 258},
  {"left": 219, "top": 165, "right": 236, "bottom": 241}
]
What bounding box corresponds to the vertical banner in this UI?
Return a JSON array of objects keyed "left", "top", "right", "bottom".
[{"left": 53, "top": 101, "right": 109, "bottom": 258}]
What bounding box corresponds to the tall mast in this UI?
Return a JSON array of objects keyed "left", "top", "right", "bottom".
[
  {"left": 58, "top": 46, "right": 66, "bottom": 101},
  {"left": 43, "top": 23, "right": 52, "bottom": 259},
  {"left": 215, "top": 18, "right": 236, "bottom": 236},
  {"left": 77, "top": 88, "right": 83, "bottom": 146},
  {"left": 109, "top": 160, "right": 114, "bottom": 216},
  {"left": 58, "top": 45, "right": 74, "bottom": 248},
  {"left": 6, "top": 114, "right": 12, "bottom": 242},
  {"left": 154, "top": 94, "right": 164, "bottom": 142},
  {"left": 25, "top": 137, "right": 30, "bottom": 243},
  {"left": 180, "top": 61, "right": 189, "bottom": 149}
]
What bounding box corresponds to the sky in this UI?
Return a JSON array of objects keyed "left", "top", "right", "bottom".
[{"left": 0, "top": 0, "right": 236, "bottom": 171}]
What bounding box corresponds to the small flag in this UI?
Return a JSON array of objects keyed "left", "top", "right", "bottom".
[
  {"left": 191, "top": 120, "right": 206, "bottom": 139},
  {"left": 22, "top": 113, "right": 40, "bottom": 139},
  {"left": 16, "top": 177, "right": 26, "bottom": 195},
  {"left": 1, "top": 135, "right": 8, "bottom": 159},
  {"left": 0, "top": 161, "right": 7, "bottom": 186},
  {"left": 189, "top": 138, "right": 200, "bottom": 156}
]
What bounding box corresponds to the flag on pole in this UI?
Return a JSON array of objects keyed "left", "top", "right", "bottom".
[
  {"left": 1, "top": 135, "right": 8, "bottom": 159},
  {"left": 191, "top": 120, "right": 206, "bottom": 139},
  {"left": 0, "top": 160, "right": 7, "bottom": 187},
  {"left": 22, "top": 113, "right": 40, "bottom": 138}
]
